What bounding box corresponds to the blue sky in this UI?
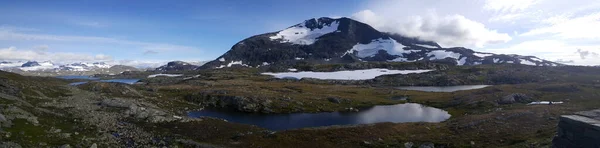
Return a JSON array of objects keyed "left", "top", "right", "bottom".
[{"left": 1, "top": 0, "right": 599, "bottom": 66}]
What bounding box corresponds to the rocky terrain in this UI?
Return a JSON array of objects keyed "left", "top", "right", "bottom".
[
  {"left": 2, "top": 61, "right": 600, "bottom": 147},
  {"left": 154, "top": 61, "right": 201, "bottom": 72}
]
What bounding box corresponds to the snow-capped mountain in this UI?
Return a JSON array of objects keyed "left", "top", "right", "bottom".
[
  {"left": 154, "top": 61, "right": 200, "bottom": 72},
  {"left": 0, "top": 61, "right": 139, "bottom": 76},
  {"left": 20, "top": 61, "right": 57, "bottom": 71},
  {"left": 57, "top": 62, "right": 111, "bottom": 71},
  {"left": 200, "top": 17, "right": 560, "bottom": 69}
]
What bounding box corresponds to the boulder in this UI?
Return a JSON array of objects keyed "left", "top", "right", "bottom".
[{"left": 498, "top": 93, "right": 532, "bottom": 104}]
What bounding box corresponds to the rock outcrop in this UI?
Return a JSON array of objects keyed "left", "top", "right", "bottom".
[{"left": 552, "top": 109, "right": 600, "bottom": 148}]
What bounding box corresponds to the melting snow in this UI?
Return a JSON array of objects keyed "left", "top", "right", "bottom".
[
  {"left": 473, "top": 52, "right": 494, "bottom": 58},
  {"left": 262, "top": 68, "right": 434, "bottom": 80},
  {"left": 427, "top": 50, "right": 461, "bottom": 60},
  {"left": 414, "top": 44, "right": 439, "bottom": 48},
  {"left": 493, "top": 58, "right": 500, "bottom": 63},
  {"left": 288, "top": 68, "right": 298, "bottom": 72},
  {"left": 520, "top": 60, "right": 536, "bottom": 66},
  {"left": 148, "top": 74, "right": 183, "bottom": 78},
  {"left": 216, "top": 61, "right": 249, "bottom": 68},
  {"left": 528, "top": 101, "right": 564, "bottom": 105},
  {"left": 295, "top": 57, "right": 304, "bottom": 60},
  {"left": 346, "top": 38, "right": 409, "bottom": 58},
  {"left": 183, "top": 75, "right": 201, "bottom": 80},
  {"left": 457, "top": 57, "right": 467, "bottom": 66},
  {"left": 269, "top": 20, "right": 340, "bottom": 45},
  {"left": 219, "top": 58, "right": 225, "bottom": 62}
]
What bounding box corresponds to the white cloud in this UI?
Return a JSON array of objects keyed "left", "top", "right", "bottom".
[
  {"left": 352, "top": 10, "right": 512, "bottom": 48},
  {"left": 74, "top": 21, "right": 106, "bottom": 28},
  {"left": 521, "top": 12, "right": 600, "bottom": 39},
  {"left": 143, "top": 50, "right": 159, "bottom": 55},
  {"left": 483, "top": 40, "right": 600, "bottom": 65},
  {"left": 0, "top": 28, "right": 199, "bottom": 52},
  {"left": 484, "top": 0, "right": 542, "bottom": 13},
  {"left": 0, "top": 46, "right": 113, "bottom": 63}
]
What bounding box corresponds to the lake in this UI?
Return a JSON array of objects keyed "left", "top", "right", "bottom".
[
  {"left": 188, "top": 103, "right": 450, "bottom": 131},
  {"left": 56, "top": 76, "right": 141, "bottom": 86},
  {"left": 396, "top": 85, "right": 490, "bottom": 92}
]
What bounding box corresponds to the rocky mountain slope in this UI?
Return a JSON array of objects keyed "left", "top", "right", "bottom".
[
  {"left": 154, "top": 61, "right": 201, "bottom": 72},
  {"left": 201, "top": 17, "right": 561, "bottom": 69}
]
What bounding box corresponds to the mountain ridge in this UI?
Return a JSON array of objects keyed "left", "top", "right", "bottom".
[{"left": 200, "top": 17, "right": 561, "bottom": 69}]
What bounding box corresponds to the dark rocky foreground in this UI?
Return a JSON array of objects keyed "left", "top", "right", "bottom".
[{"left": 1, "top": 64, "right": 600, "bottom": 147}]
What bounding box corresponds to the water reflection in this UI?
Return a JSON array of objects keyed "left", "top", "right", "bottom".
[
  {"left": 188, "top": 103, "right": 450, "bottom": 131},
  {"left": 396, "top": 85, "right": 490, "bottom": 92}
]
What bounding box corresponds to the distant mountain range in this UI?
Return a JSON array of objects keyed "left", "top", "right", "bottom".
[
  {"left": 201, "top": 17, "right": 561, "bottom": 69},
  {"left": 0, "top": 61, "right": 139, "bottom": 76}
]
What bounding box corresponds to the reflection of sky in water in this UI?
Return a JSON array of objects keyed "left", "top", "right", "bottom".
[
  {"left": 68, "top": 79, "right": 140, "bottom": 86},
  {"left": 188, "top": 103, "right": 451, "bottom": 131},
  {"left": 396, "top": 85, "right": 490, "bottom": 92}
]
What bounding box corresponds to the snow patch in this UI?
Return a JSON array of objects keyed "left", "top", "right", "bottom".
[
  {"left": 295, "top": 57, "right": 304, "bottom": 60},
  {"left": 288, "top": 68, "right": 298, "bottom": 72},
  {"left": 473, "top": 52, "right": 493, "bottom": 58},
  {"left": 427, "top": 50, "right": 461, "bottom": 60},
  {"left": 493, "top": 58, "right": 500, "bottom": 63},
  {"left": 528, "top": 101, "right": 564, "bottom": 105},
  {"left": 262, "top": 69, "right": 434, "bottom": 80},
  {"left": 148, "top": 74, "right": 183, "bottom": 78},
  {"left": 269, "top": 20, "right": 340, "bottom": 45},
  {"left": 520, "top": 60, "right": 536, "bottom": 66},
  {"left": 414, "top": 44, "right": 439, "bottom": 48},
  {"left": 457, "top": 57, "right": 467, "bottom": 66},
  {"left": 183, "top": 75, "right": 201, "bottom": 80},
  {"left": 219, "top": 57, "right": 225, "bottom": 62},
  {"left": 346, "top": 38, "right": 409, "bottom": 58},
  {"left": 216, "top": 61, "right": 249, "bottom": 68}
]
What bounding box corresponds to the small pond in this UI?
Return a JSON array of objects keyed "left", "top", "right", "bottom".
[
  {"left": 188, "top": 103, "right": 450, "bottom": 131},
  {"left": 396, "top": 85, "right": 490, "bottom": 92}
]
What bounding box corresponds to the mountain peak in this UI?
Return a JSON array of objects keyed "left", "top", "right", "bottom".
[
  {"left": 154, "top": 61, "right": 199, "bottom": 72},
  {"left": 200, "top": 17, "right": 561, "bottom": 69}
]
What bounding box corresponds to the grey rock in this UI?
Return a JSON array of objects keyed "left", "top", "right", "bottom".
[
  {"left": 327, "top": 97, "right": 342, "bottom": 104},
  {"left": 100, "top": 98, "right": 133, "bottom": 108},
  {"left": 0, "top": 113, "right": 6, "bottom": 122},
  {"left": 0, "top": 142, "right": 21, "bottom": 148},
  {"left": 89, "top": 143, "right": 97, "bottom": 148},
  {"left": 419, "top": 142, "right": 435, "bottom": 148},
  {"left": 59, "top": 144, "right": 72, "bottom": 148},
  {"left": 405, "top": 142, "right": 414, "bottom": 148},
  {"left": 498, "top": 93, "right": 532, "bottom": 104}
]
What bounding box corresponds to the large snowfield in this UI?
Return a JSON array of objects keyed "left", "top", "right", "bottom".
[
  {"left": 262, "top": 68, "right": 434, "bottom": 80},
  {"left": 269, "top": 20, "right": 340, "bottom": 45}
]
